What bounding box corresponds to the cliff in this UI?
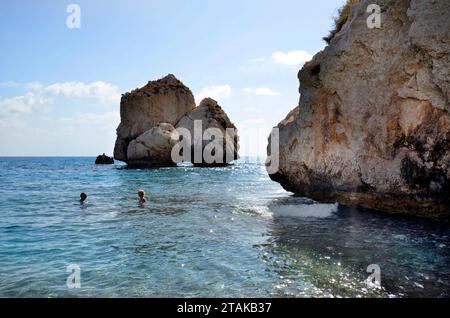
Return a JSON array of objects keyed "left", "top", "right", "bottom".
[{"left": 267, "top": 0, "right": 450, "bottom": 219}]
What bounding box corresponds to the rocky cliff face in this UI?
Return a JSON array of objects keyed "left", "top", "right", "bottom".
[
  {"left": 114, "top": 75, "right": 239, "bottom": 167},
  {"left": 267, "top": 0, "right": 450, "bottom": 219}
]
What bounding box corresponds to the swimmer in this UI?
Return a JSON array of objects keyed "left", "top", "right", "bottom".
[
  {"left": 80, "top": 192, "right": 88, "bottom": 204},
  {"left": 138, "top": 190, "right": 147, "bottom": 204}
]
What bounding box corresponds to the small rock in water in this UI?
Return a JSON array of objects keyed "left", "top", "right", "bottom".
[{"left": 95, "top": 153, "right": 114, "bottom": 164}]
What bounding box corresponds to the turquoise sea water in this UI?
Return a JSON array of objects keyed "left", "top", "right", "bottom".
[{"left": 0, "top": 157, "right": 448, "bottom": 297}]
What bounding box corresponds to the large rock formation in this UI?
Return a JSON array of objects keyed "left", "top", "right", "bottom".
[
  {"left": 176, "top": 98, "right": 239, "bottom": 166},
  {"left": 114, "top": 74, "right": 196, "bottom": 164},
  {"left": 114, "top": 75, "right": 239, "bottom": 167},
  {"left": 126, "top": 123, "right": 180, "bottom": 167},
  {"left": 267, "top": 0, "right": 450, "bottom": 219}
]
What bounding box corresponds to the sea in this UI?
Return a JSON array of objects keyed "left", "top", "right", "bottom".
[{"left": 0, "top": 157, "right": 448, "bottom": 297}]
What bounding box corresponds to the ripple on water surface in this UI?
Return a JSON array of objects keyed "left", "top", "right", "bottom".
[{"left": 0, "top": 157, "right": 448, "bottom": 297}]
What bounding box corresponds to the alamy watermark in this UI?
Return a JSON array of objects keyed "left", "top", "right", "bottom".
[
  {"left": 171, "top": 122, "right": 238, "bottom": 165},
  {"left": 366, "top": 264, "right": 381, "bottom": 289},
  {"left": 367, "top": 4, "right": 381, "bottom": 29},
  {"left": 168, "top": 121, "right": 280, "bottom": 173},
  {"left": 66, "top": 4, "right": 81, "bottom": 29},
  {"left": 66, "top": 264, "right": 81, "bottom": 289}
]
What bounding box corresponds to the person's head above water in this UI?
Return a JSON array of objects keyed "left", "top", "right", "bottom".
[
  {"left": 138, "top": 190, "right": 146, "bottom": 203},
  {"left": 80, "top": 192, "right": 88, "bottom": 203}
]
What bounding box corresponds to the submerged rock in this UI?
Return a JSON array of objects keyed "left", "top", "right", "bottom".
[
  {"left": 176, "top": 98, "right": 239, "bottom": 166},
  {"left": 267, "top": 0, "right": 450, "bottom": 219},
  {"left": 95, "top": 153, "right": 114, "bottom": 164}
]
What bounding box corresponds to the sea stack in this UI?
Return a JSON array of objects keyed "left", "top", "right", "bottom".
[
  {"left": 114, "top": 74, "right": 239, "bottom": 167},
  {"left": 267, "top": 0, "right": 450, "bottom": 219},
  {"left": 176, "top": 98, "right": 239, "bottom": 166},
  {"left": 114, "top": 74, "right": 195, "bottom": 167}
]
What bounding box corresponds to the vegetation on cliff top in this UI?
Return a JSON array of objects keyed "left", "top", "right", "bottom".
[{"left": 323, "top": 0, "right": 360, "bottom": 44}]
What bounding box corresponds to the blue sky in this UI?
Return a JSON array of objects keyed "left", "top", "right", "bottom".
[{"left": 0, "top": 0, "right": 345, "bottom": 157}]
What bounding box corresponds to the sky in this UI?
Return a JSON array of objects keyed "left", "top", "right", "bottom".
[{"left": 0, "top": 0, "right": 346, "bottom": 157}]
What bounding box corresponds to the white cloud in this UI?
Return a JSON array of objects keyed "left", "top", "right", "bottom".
[
  {"left": 249, "top": 57, "right": 265, "bottom": 63},
  {"left": 195, "top": 85, "right": 232, "bottom": 103},
  {"left": 0, "top": 81, "right": 121, "bottom": 116},
  {"left": 271, "top": 50, "right": 313, "bottom": 66},
  {"left": 247, "top": 50, "right": 313, "bottom": 70},
  {"left": 0, "top": 92, "right": 52, "bottom": 115},
  {"left": 0, "top": 81, "right": 19, "bottom": 88},
  {"left": 25, "top": 82, "right": 44, "bottom": 91},
  {"left": 243, "top": 87, "right": 280, "bottom": 96},
  {"left": 61, "top": 111, "right": 120, "bottom": 127},
  {"left": 44, "top": 81, "right": 121, "bottom": 105},
  {"left": 0, "top": 81, "right": 122, "bottom": 156},
  {"left": 0, "top": 80, "right": 121, "bottom": 130}
]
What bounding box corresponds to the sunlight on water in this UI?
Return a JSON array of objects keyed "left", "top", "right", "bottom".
[{"left": 0, "top": 157, "right": 448, "bottom": 297}]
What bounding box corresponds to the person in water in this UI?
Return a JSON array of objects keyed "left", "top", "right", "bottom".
[
  {"left": 138, "top": 190, "right": 147, "bottom": 204},
  {"left": 80, "top": 192, "right": 88, "bottom": 204}
]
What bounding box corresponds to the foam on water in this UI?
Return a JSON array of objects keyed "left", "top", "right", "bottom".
[
  {"left": 269, "top": 203, "right": 339, "bottom": 218},
  {"left": 0, "top": 157, "right": 449, "bottom": 298}
]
